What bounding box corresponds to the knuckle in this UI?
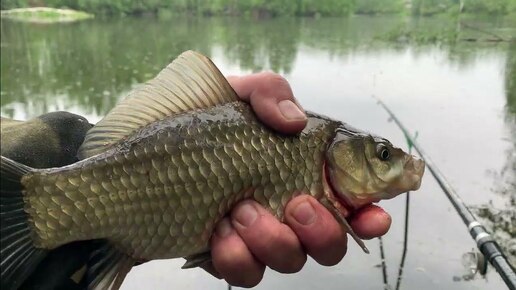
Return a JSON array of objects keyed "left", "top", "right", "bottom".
[
  {"left": 217, "top": 246, "right": 249, "bottom": 269},
  {"left": 262, "top": 71, "right": 287, "bottom": 84},
  {"left": 212, "top": 240, "right": 250, "bottom": 271},
  {"left": 258, "top": 72, "right": 291, "bottom": 95}
]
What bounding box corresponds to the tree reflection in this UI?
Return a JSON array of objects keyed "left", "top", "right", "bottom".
[{"left": 2, "top": 16, "right": 514, "bottom": 118}]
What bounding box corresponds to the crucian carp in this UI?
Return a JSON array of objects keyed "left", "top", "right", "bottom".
[{"left": 0, "top": 51, "right": 425, "bottom": 290}]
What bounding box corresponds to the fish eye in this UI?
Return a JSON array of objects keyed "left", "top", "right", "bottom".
[{"left": 376, "top": 144, "right": 390, "bottom": 161}]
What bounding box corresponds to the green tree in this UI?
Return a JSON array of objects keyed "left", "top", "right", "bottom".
[
  {"left": 355, "top": 0, "right": 404, "bottom": 14},
  {"left": 463, "top": 0, "right": 512, "bottom": 14}
]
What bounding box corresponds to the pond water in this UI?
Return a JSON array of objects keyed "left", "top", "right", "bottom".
[{"left": 1, "top": 15, "right": 515, "bottom": 290}]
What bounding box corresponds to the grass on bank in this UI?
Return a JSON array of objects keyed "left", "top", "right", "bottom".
[{"left": 1, "top": 7, "right": 93, "bottom": 23}]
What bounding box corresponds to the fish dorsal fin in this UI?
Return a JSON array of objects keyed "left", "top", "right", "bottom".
[{"left": 77, "top": 50, "right": 239, "bottom": 159}]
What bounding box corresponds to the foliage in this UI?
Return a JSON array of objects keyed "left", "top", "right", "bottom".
[
  {"left": 411, "top": 0, "right": 516, "bottom": 16},
  {"left": 355, "top": 0, "right": 404, "bottom": 14},
  {"left": 2, "top": 0, "right": 516, "bottom": 17},
  {"left": 297, "top": 0, "right": 355, "bottom": 16},
  {"left": 463, "top": 0, "right": 515, "bottom": 14},
  {"left": 0, "top": 7, "right": 93, "bottom": 22},
  {"left": 411, "top": 0, "right": 456, "bottom": 16}
]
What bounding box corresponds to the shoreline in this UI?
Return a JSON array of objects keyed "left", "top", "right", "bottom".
[{"left": 1, "top": 7, "right": 93, "bottom": 23}]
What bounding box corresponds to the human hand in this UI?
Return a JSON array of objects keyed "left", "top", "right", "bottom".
[{"left": 201, "top": 72, "right": 392, "bottom": 287}]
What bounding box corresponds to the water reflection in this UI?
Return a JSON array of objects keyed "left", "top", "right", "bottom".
[
  {"left": 472, "top": 41, "right": 516, "bottom": 267},
  {"left": 506, "top": 41, "right": 516, "bottom": 116},
  {"left": 1, "top": 16, "right": 513, "bottom": 118},
  {"left": 463, "top": 40, "right": 516, "bottom": 269}
]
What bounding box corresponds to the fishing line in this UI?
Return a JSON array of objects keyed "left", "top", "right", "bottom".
[
  {"left": 374, "top": 97, "right": 516, "bottom": 290},
  {"left": 395, "top": 144, "right": 414, "bottom": 290},
  {"left": 378, "top": 148, "right": 413, "bottom": 290},
  {"left": 395, "top": 192, "right": 411, "bottom": 290},
  {"left": 378, "top": 236, "right": 389, "bottom": 289}
]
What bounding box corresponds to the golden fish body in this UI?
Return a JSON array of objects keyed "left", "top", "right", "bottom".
[{"left": 24, "top": 102, "right": 338, "bottom": 260}]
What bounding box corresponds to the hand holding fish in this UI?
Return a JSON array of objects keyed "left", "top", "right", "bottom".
[
  {"left": 205, "top": 73, "right": 393, "bottom": 287},
  {"left": 0, "top": 51, "right": 424, "bottom": 290}
]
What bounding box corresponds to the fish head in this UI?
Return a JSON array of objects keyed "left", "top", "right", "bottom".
[{"left": 325, "top": 128, "right": 425, "bottom": 209}]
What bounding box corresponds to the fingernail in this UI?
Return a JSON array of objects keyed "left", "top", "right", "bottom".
[
  {"left": 216, "top": 219, "right": 233, "bottom": 238},
  {"left": 278, "top": 100, "right": 306, "bottom": 121},
  {"left": 233, "top": 203, "right": 258, "bottom": 228},
  {"left": 293, "top": 201, "right": 316, "bottom": 225}
]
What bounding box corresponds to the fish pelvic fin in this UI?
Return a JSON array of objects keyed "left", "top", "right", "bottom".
[
  {"left": 86, "top": 243, "right": 136, "bottom": 290},
  {"left": 0, "top": 156, "right": 48, "bottom": 290},
  {"left": 78, "top": 50, "right": 239, "bottom": 159},
  {"left": 319, "top": 197, "right": 370, "bottom": 254},
  {"left": 182, "top": 251, "right": 212, "bottom": 269}
]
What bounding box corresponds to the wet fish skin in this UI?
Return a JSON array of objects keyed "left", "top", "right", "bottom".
[{"left": 23, "top": 102, "right": 340, "bottom": 260}]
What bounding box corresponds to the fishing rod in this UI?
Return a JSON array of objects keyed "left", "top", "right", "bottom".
[{"left": 375, "top": 97, "right": 516, "bottom": 290}]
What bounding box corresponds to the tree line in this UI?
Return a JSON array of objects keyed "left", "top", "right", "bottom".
[{"left": 1, "top": 0, "right": 516, "bottom": 17}]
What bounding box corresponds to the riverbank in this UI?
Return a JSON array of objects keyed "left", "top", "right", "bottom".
[
  {"left": 2, "top": 0, "right": 516, "bottom": 18},
  {"left": 0, "top": 7, "right": 93, "bottom": 23}
]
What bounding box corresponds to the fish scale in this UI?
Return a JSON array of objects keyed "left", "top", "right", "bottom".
[{"left": 21, "top": 102, "right": 336, "bottom": 260}]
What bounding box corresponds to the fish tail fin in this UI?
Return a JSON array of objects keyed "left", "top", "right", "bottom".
[{"left": 1, "top": 156, "right": 48, "bottom": 290}]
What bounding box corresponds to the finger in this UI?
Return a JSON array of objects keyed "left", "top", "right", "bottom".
[
  {"left": 230, "top": 200, "right": 306, "bottom": 273},
  {"left": 211, "top": 218, "right": 265, "bottom": 288},
  {"left": 350, "top": 205, "right": 392, "bottom": 240},
  {"left": 200, "top": 262, "right": 222, "bottom": 279},
  {"left": 227, "top": 72, "right": 307, "bottom": 134},
  {"left": 284, "top": 195, "right": 347, "bottom": 266}
]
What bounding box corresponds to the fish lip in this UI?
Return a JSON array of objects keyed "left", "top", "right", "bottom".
[{"left": 402, "top": 156, "right": 425, "bottom": 190}]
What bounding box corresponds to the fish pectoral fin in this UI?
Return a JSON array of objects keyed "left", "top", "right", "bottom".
[
  {"left": 319, "top": 198, "right": 370, "bottom": 254},
  {"left": 86, "top": 243, "right": 136, "bottom": 290},
  {"left": 182, "top": 251, "right": 212, "bottom": 269},
  {"left": 77, "top": 50, "right": 239, "bottom": 159}
]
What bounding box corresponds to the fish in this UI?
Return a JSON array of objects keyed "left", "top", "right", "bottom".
[{"left": 0, "top": 51, "right": 425, "bottom": 290}]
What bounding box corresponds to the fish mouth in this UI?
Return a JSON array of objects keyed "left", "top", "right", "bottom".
[
  {"left": 400, "top": 156, "right": 425, "bottom": 190},
  {"left": 383, "top": 156, "right": 425, "bottom": 195}
]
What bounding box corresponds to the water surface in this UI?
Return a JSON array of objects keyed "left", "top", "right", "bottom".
[{"left": 1, "top": 15, "right": 514, "bottom": 290}]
